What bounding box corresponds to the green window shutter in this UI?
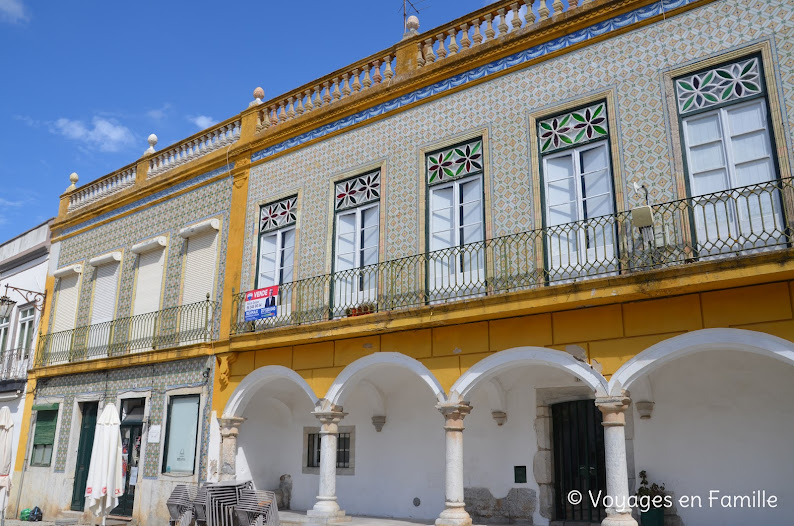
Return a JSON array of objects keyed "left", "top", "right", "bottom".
[{"left": 33, "top": 410, "right": 57, "bottom": 445}]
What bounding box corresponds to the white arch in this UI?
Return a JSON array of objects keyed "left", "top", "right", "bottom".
[
  {"left": 325, "top": 352, "right": 447, "bottom": 406},
  {"left": 450, "top": 347, "right": 609, "bottom": 401},
  {"left": 223, "top": 365, "right": 319, "bottom": 417},
  {"left": 609, "top": 328, "right": 794, "bottom": 396}
]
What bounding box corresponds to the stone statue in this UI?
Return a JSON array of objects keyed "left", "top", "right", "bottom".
[{"left": 278, "top": 474, "right": 292, "bottom": 510}]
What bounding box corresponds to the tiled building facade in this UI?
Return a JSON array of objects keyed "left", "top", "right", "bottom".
[{"left": 13, "top": 1, "right": 794, "bottom": 526}]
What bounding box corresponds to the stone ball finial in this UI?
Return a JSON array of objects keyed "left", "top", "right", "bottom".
[
  {"left": 148, "top": 134, "right": 158, "bottom": 147},
  {"left": 406, "top": 15, "right": 419, "bottom": 32},
  {"left": 69, "top": 172, "right": 79, "bottom": 184},
  {"left": 253, "top": 87, "right": 265, "bottom": 100}
]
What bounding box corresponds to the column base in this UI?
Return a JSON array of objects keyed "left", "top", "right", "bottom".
[
  {"left": 601, "top": 513, "right": 638, "bottom": 526},
  {"left": 307, "top": 498, "right": 350, "bottom": 523},
  {"left": 435, "top": 503, "right": 472, "bottom": 526}
]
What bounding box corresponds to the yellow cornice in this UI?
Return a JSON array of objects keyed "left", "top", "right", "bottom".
[
  {"left": 30, "top": 342, "right": 217, "bottom": 379},
  {"left": 225, "top": 248, "right": 794, "bottom": 353}
]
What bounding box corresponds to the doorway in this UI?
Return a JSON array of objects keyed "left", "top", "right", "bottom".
[
  {"left": 551, "top": 399, "right": 607, "bottom": 522},
  {"left": 112, "top": 398, "right": 145, "bottom": 517},
  {"left": 71, "top": 401, "right": 99, "bottom": 511}
]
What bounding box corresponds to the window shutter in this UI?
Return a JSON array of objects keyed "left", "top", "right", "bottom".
[
  {"left": 183, "top": 230, "right": 218, "bottom": 305},
  {"left": 133, "top": 248, "right": 165, "bottom": 316},
  {"left": 52, "top": 274, "right": 80, "bottom": 333},
  {"left": 33, "top": 410, "right": 57, "bottom": 445},
  {"left": 258, "top": 233, "right": 278, "bottom": 288},
  {"left": 90, "top": 262, "right": 120, "bottom": 325}
]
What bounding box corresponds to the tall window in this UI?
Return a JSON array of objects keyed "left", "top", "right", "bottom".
[
  {"left": 538, "top": 102, "right": 617, "bottom": 279},
  {"left": 426, "top": 138, "right": 485, "bottom": 298},
  {"left": 49, "top": 268, "right": 82, "bottom": 363},
  {"left": 333, "top": 171, "right": 380, "bottom": 312},
  {"left": 162, "top": 394, "right": 200, "bottom": 474},
  {"left": 130, "top": 238, "right": 167, "bottom": 349},
  {"left": 0, "top": 316, "right": 8, "bottom": 352},
  {"left": 87, "top": 255, "right": 122, "bottom": 356},
  {"left": 179, "top": 219, "right": 220, "bottom": 342},
  {"left": 31, "top": 408, "right": 58, "bottom": 467},
  {"left": 16, "top": 307, "right": 35, "bottom": 355},
  {"left": 676, "top": 55, "right": 782, "bottom": 255},
  {"left": 257, "top": 196, "right": 298, "bottom": 321}
]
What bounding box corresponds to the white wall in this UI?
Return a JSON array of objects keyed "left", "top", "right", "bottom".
[
  {"left": 632, "top": 349, "right": 794, "bottom": 526},
  {"left": 336, "top": 368, "right": 445, "bottom": 519}
]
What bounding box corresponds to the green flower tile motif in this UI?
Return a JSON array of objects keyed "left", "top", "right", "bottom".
[
  {"left": 427, "top": 139, "right": 483, "bottom": 185},
  {"left": 539, "top": 102, "right": 608, "bottom": 154},
  {"left": 676, "top": 57, "right": 761, "bottom": 114}
]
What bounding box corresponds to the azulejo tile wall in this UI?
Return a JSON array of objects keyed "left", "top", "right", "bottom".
[
  {"left": 54, "top": 172, "right": 233, "bottom": 331},
  {"left": 241, "top": 0, "right": 794, "bottom": 291},
  {"left": 36, "top": 356, "right": 213, "bottom": 480}
]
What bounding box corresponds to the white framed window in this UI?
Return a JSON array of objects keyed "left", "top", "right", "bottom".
[
  {"left": 302, "top": 426, "right": 355, "bottom": 475},
  {"left": 16, "top": 306, "right": 35, "bottom": 355},
  {"left": 129, "top": 237, "right": 168, "bottom": 350},
  {"left": 542, "top": 141, "right": 617, "bottom": 278},
  {"left": 178, "top": 219, "right": 220, "bottom": 343},
  {"left": 333, "top": 171, "right": 381, "bottom": 313},
  {"left": 0, "top": 316, "right": 9, "bottom": 352},
  {"left": 426, "top": 138, "right": 486, "bottom": 299},
  {"left": 162, "top": 394, "right": 200, "bottom": 474},
  {"left": 86, "top": 253, "right": 122, "bottom": 356},
  {"left": 51, "top": 270, "right": 82, "bottom": 334},
  {"left": 258, "top": 227, "right": 296, "bottom": 289},
  {"left": 676, "top": 54, "right": 782, "bottom": 255}
]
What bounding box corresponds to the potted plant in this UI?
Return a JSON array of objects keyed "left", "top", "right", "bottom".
[
  {"left": 359, "top": 302, "right": 376, "bottom": 315},
  {"left": 345, "top": 307, "right": 358, "bottom": 317},
  {"left": 636, "top": 470, "right": 665, "bottom": 526}
]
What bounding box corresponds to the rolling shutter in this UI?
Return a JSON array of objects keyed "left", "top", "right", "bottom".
[
  {"left": 52, "top": 274, "right": 80, "bottom": 333},
  {"left": 183, "top": 229, "right": 218, "bottom": 305},
  {"left": 90, "top": 262, "right": 120, "bottom": 325},
  {"left": 133, "top": 247, "right": 165, "bottom": 315}
]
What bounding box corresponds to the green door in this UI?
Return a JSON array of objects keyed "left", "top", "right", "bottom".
[
  {"left": 111, "top": 423, "right": 143, "bottom": 516},
  {"left": 71, "top": 402, "right": 99, "bottom": 511}
]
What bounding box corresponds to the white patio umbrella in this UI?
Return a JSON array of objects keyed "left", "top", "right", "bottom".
[
  {"left": 0, "top": 406, "right": 13, "bottom": 526},
  {"left": 84, "top": 403, "right": 124, "bottom": 525}
]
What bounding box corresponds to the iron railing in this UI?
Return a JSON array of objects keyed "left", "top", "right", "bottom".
[
  {"left": 232, "top": 178, "right": 794, "bottom": 334},
  {"left": 0, "top": 347, "right": 31, "bottom": 381},
  {"left": 36, "top": 299, "right": 219, "bottom": 367}
]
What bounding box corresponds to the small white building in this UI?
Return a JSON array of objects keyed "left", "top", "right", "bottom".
[{"left": 0, "top": 219, "right": 53, "bottom": 490}]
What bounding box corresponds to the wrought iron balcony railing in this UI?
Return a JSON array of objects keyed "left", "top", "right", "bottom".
[
  {"left": 36, "top": 299, "right": 219, "bottom": 367},
  {"left": 232, "top": 178, "right": 794, "bottom": 335},
  {"left": 0, "top": 347, "right": 31, "bottom": 381}
]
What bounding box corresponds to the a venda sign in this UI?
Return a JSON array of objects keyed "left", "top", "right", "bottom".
[{"left": 244, "top": 285, "right": 279, "bottom": 321}]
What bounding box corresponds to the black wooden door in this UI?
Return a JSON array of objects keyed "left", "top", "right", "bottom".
[
  {"left": 552, "top": 399, "right": 607, "bottom": 522},
  {"left": 71, "top": 401, "right": 99, "bottom": 511}
]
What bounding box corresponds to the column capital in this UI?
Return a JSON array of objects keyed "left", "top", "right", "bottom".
[
  {"left": 596, "top": 396, "right": 631, "bottom": 427},
  {"left": 220, "top": 416, "right": 246, "bottom": 437},
  {"left": 312, "top": 410, "right": 347, "bottom": 428},
  {"left": 436, "top": 402, "right": 472, "bottom": 430}
]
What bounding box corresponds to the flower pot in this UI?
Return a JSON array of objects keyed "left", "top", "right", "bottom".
[{"left": 640, "top": 508, "right": 664, "bottom": 526}]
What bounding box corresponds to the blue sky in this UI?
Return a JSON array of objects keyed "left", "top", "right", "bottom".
[{"left": 0, "top": 0, "right": 489, "bottom": 243}]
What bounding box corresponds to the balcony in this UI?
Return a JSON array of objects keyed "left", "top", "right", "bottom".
[
  {"left": 232, "top": 178, "right": 794, "bottom": 335},
  {"left": 0, "top": 347, "right": 30, "bottom": 386},
  {"left": 36, "top": 299, "right": 219, "bottom": 367}
]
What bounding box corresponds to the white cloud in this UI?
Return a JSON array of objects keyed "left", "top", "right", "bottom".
[
  {"left": 0, "top": 0, "right": 29, "bottom": 24},
  {"left": 188, "top": 115, "right": 216, "bottom": 129},
  {"left": 147, "top": 103, "right": 172, "bottom": 121},
  {"left": 51, "top": 117, "right": 135, "bottom": 153}
]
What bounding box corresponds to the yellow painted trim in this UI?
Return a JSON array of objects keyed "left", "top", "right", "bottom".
[
  {"left": 13, "top": 378, "right": 36, "bottom": 471},
  {"left": 220, "top": 165, "right": 252, "bottom": 339},
  {"left": 53, "top": 169, "right": 232, "bottom": 243}
]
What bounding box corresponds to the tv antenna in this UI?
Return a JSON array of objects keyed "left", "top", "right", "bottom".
[{"left": 401, "top": 0, "right": 427, "bottom": 31}]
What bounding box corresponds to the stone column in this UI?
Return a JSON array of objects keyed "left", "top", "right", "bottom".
[
  {"left": 435, "top": 402, "right": 473, "bottom": 526},
  {"left": 596, "top": 396, "right": 638, "bottom": 526},
  {"left": 219, "top": 416, "right": 245, "bottom": 481},
  {"left": 308, "top": 410, "right": 348, "bottom": 521}
]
